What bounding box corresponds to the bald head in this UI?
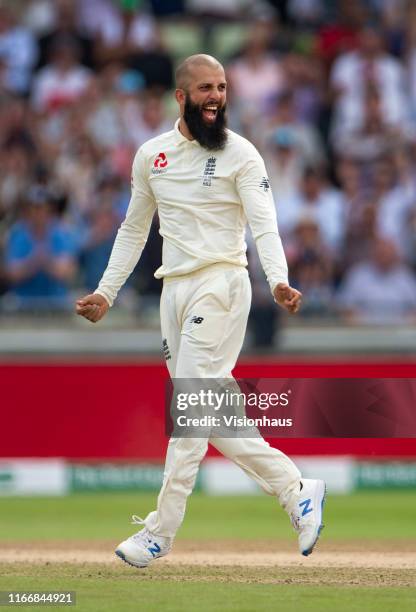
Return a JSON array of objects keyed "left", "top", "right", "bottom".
[{"left": 175, "top": 54, "right": 224, "bottom": 90}]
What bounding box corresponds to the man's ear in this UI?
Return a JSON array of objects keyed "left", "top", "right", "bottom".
[{"left": 175, "top": 88, "right": 185, "bottom": 105}]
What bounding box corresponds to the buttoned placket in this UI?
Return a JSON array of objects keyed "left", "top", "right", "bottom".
[{"left": 174, "top": 119, "right": 201, "bottom": 172}]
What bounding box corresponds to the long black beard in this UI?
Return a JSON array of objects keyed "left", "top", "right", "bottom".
[{"left": 183, "top": 96, "right": 228, "bottom": 150}]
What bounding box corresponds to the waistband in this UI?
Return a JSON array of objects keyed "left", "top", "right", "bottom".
[{"left": 162, "top": 262, "right": 246, "bottom": 284}]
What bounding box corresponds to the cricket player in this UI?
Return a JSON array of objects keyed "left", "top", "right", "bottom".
[{"left": 76, "top": 55, "right": 326, "bottom": 568}]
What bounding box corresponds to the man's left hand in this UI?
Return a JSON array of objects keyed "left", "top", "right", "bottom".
[{"left": 273, "top": 283, "right": 302, "bottom": 314}]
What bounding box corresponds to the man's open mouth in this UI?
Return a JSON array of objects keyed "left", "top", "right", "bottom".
[{"left": 202, "top": 105, "right": 219, "bottom": 122}]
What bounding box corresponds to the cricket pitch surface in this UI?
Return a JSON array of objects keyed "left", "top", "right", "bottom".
[{"left": 1, "top": 540, "right": 415, "bottom": 587}]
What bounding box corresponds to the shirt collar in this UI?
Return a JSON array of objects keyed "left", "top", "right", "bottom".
[{"left": 174, "top": 118, "right": 200, "bottom": 147}]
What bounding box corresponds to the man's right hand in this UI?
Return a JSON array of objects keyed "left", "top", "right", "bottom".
[{"left": 76, "top": 293, "right": 109, "bottom": 323}]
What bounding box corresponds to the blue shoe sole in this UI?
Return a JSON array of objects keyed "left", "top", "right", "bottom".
[
  {"left": 115, "top": 549, "right": 148, "bottom": 569},
  {"left": 301, "top": 484, "right": 326, "bottom": 557}
]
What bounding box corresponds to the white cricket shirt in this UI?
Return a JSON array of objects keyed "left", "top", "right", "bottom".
[{"left": 96, "top": 119, "right": 288, "bottom": 306}]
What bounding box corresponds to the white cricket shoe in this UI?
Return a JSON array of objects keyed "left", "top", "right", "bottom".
[
  {"left": 115, "top": 516, "right": 172, "bottom": 568},
  {"left": 288, "top": 479, "right": 326, "bottom": 556}
]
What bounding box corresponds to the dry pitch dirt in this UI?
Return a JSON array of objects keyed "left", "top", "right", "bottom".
[{"left": 1, "top": 540, "right": 416, "bottom": 587}]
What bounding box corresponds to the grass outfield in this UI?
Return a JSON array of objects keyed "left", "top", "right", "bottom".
[
  {"left": 0, "top": 571, "right": 415, "bottom": 612},
  {"left": 0, "top": 490, "right": 414, "bottom": 541},
  {"left": 0, "top": 491, "right": 415, "bottom": 612}
]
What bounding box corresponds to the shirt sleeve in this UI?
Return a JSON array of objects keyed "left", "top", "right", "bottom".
[
  {"left": 95, "top": 148, "right": 157, "bottom": 306},
  {"left": 235, "top": 147, "right": 289, "bottom": 293}
]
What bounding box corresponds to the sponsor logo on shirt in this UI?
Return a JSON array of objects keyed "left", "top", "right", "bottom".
[
  {"left": 202, "top": 157, "right": 216, "bottom": 186},
  {"left": 259, "top": 177, "right": 270, "bottom": 192},
  {"left": 152, "top": 152, "right": 168, "bottom": 174}
]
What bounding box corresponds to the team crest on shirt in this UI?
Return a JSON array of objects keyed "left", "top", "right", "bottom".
[
  {"left": 152, "top": 152, "right": 168, "bottom": 174},
  {"left": 202, "top": 157, "right": 217, "bottom": 186},
  {"left": 259, "top": 177, "right": 270, "bottom": 192}
]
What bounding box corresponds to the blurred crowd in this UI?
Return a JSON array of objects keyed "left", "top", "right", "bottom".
[{"left": 1, "top": 0, "right": 416, "bottom": 340}]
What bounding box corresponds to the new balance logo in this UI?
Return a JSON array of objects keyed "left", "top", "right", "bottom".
[
  {"left": 299, "top": 498, "right": 313, "bottom": 517},
  {"left": 147, "top": 543, "right": 161, "bottom": 557},
  {"left": 191, "top": 316, "right": 204, "bottom": 324},
  {"left": 259, "top": 177, "right": 270, "bottom": 192},
  {"left": 162, "top": 338, "right": 171, "bottom": 361}
]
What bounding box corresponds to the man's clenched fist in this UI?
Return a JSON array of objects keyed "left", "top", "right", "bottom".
[
  {"left": 76, "top": 293, "right": 109, "bottom": 323},
  {"left": 273, "top": 283, "right": 302, "bottom": 314}
]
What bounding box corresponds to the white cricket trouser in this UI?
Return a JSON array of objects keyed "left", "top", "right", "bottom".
[{"left": 144, "top": 263, "right": 301, "bottom": 537}]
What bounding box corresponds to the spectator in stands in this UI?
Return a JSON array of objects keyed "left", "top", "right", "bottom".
[
  {"left": 79, "top": 201, "right": 119, "bottom": 293},
  {"left": 31, "top": 37, "right": 92, "bottom": 113},
  {"left": 0, "top": 4, "right": 38, "bottom": 95},
  {"left": 336, "top": 156, "right": 365, "bottom": 220},
  {"left": 287, "top": 0, "right": 325, "bottom": 29},
  {"left": 336, "top": 157, "right": 377, "bottom": 270},
  {"left": 287, "top": 215, "right": 334, "bottom": 315},
  {"left": 337, "top": 236, "right": 416, "bottom": 324},
  {"left": 84, "top": 0, "right": 173, "bottom": 90},
  {"left": 125, "top": 33, "right": 173, "bottom": 91},
  {"left": 258, "top": 90, "right": 325, "bottom": 163},
  {"left": 54, "top": 133, "right": 104, "bottom": 219},
  {"left": 4, "top": 187, "right": 77, "bottom": 311},
  {"left": 125, "top": 88, "right": 172, "bottom": 148},
  {"left": 83, "top": 68, "right": 144, "bottom": 178},
  {"left": 330, "top": 24, "right": 409, "bottom": 144},
  {"left": 332, "top": 85, "right": 410, "bottom": 161},
  {"left": 371, "top": 155, "right": 414, "bottom": 258},
  {"left": 316, "top": 0, "right": 364, "bottom": 68},
  {"left": 277, "top": 166, "right": 345, "bottom": 254},
  {"left": 36, "top": 0, "right": 94, "bottom": 70},
  {"left": 282, "top": 52, "right": 324, "bottom": 124},
  {"left": 80, "top": 0, "right": 158, "bottom": 61},
  {"left": 266, "top": 126, "right": 304, "bottom": 204},
  {"left": 0, "top": 96, "right": 37, "bottom": 154},
  {"left": 227, "top": 20, "right": 286, "bottom": 124},
  {"left": 105, "top": 68, "right": 147, "bottom": 150},
  {"left": 0, "top": 144, "right": 34, "bottom": 229},
  {"left": 84, "top": 69, "right": 127, "bottom": 151},
  {"left": 380, "top": 0, "right": 407, "bottom": 58}
]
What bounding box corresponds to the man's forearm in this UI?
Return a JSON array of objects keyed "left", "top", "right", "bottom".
[{"left": 255, "top": 232, "right": 289, "bottom": 294}]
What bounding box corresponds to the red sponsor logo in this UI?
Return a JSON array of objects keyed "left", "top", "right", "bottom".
[{"left": 154, "top": 152, "right": 168, "bottom": 168}]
